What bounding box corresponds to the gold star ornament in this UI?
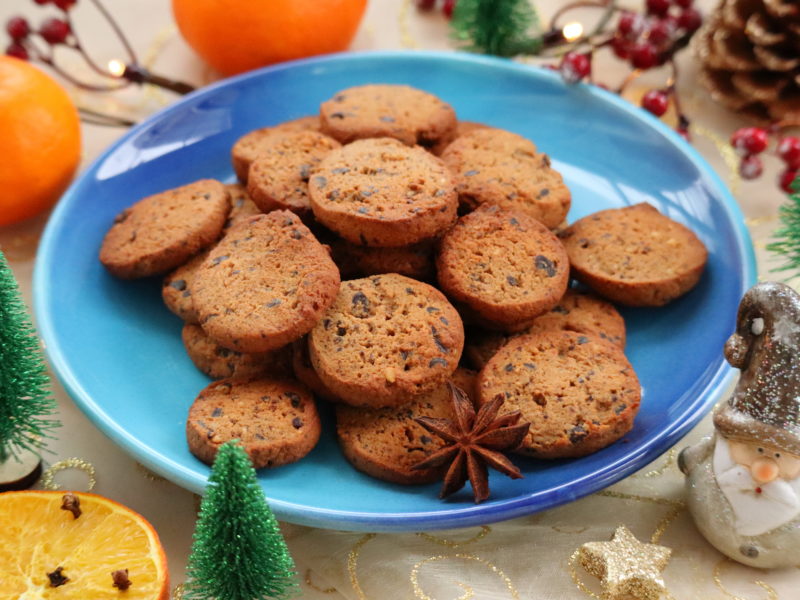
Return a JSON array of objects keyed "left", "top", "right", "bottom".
[{"left": 579, "top": 525, "right": 671, "bottom": 600}]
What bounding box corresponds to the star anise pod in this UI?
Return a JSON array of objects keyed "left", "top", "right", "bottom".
[{"left": 412, "top": 382, "right": 530, "bottom": 503}]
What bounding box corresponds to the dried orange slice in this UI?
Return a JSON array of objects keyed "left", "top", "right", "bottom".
[{"left": 0, "top": 490, "right": 169, "bottom": 599}]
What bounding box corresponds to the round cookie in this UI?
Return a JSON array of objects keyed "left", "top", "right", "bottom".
[
  {"left": 319, "top": 84, "right": 456, "bottom": 147},
  {"left": 430, "top": 120, "right": 488, "bottom": 156},
  {"left": 100, "top": 179, "right": 230, "bottom": 279},
  {"left": 192, "top": 211, "right": 340, "bottom": 353},
  {"left": 559, "top": 203, "right": 708, "bottom": 306},
  {"left": 329, "top": 239, "right": 435, "bottom": 281},
  {"left": 231, "top": 115, "right": 321, "bottom": 182},
  {"left": 464, "top": 289, "right": 627, "bottom": 369},
  {"left": 186, "top": 377, "right": 321, "bottom": 468},
  {"left": 478, "top": 331, "right": 641, "bottom": 459},
  {"left": 247, "top": 130, "right": 341, "bottom": 217},
  {"left": 436, "top": 204, "right": 570, "bottom": 331},
  {"left": 309, "top": 274, "right": 464, "bottom": 407},
  {"left": 441, "top": 128, "right": 571, "bottom": 229},
  {"left": 291, "top": 337, "right": 340, "bottom": 402},
  {"left": 182, "top": 323, "right": 291, "bottom": 379},
  {"left": 162, "top": 249, "right": 209, "bottom": 323},
  {"left": 308, "top": 138, "right": 457, "bottom": 247},
  {"left": 335, "top": 368, "right": 477, "bottom": 484}
]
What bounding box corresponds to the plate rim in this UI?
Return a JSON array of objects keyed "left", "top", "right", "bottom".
[{"left": 33, "top": 50, "right": 757, "bottom": 531}]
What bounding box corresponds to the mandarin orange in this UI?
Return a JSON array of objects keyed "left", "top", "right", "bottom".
[
  {"left": 172, "top": 0, "right": 368, "bottom": 76},
  {"left": 0, "top": 57, "right": 81, "bottom": 227}
]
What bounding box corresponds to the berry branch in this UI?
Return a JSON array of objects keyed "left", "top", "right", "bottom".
[{"left": 4, "top": 0, "right": 195, "bottom": 103}]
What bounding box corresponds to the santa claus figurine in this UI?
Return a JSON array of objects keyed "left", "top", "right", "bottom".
[{"left": 680, "top": 281, "right": 800, "bottom": 568}]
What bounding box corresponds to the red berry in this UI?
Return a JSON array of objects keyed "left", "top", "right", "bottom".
[
  {"left": 675, "top": 0, "right": 693, "bottom": 7},
  {"left": 646, "top": 0, "right": 671, "bottom": 17},
  {"left": 630, "top": 42, "right": 658, "bottom": 69},
  {"left": 54, "top": 0, "right": 77, "bottom": 9},
  {"left": 677, "top": 8, "right": 702, "bottom": 31},
  {"left": 442, "top": 0, "right": 456, "bottom": 18},
  {"left": 5, "top": 41, "right": 28, "bottom": 60},
  {"left": 611, "top": 36, "right": 631, "bottom": 59},
  {"left": 731, "top": 127, "right": 769, "bottom": 156},
  {"left": 647, "top": 19, "right": 675, "bottom": 46},
  {"left": 560, "top": 52, "right": 591, "bottom": 84},
  {"left": 779, "top": 169, "right": 799, "bottom": 194},
  {"left": 739, "top": 155, "right": 763, "bottom": 180},
  {"left": 6, "top": 16, "right": 30, "bottom": 40},
  {"left": 617, "top": 11, "right": 645, "bottom": 39},
  {"left": 39, "top": 18, "right": 71, "bottom": 44},
  {"left": 777, "top": 137, "right": 800, "bottom": 169},
  {"left": 642, "top": 89, "right": 670, "bottom": 116},
  {"left": 415, "top": 0, "right": 436, "bottom": 10}
]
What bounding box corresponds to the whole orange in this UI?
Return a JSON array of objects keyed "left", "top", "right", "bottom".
[
  {"left": 0, "top": 57, "right": 81, "bottom": 227},
  {"left": 172, "top": 0, "right": 368, "bottom": 76}
]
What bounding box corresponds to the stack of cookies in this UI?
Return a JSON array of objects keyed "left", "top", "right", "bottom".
[{"left": 99, "top": 83, "right": 708, "bottom": 494}]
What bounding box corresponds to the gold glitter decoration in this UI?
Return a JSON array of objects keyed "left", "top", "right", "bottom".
[
  {"left": 578, "top": 526, "right": 671, "bottom": 600},
  {"left": 713, "top": 558, "right": 779, "bottom": 600},
  {"left": 597, "top": 489, "right": 685, "bottom": 509},
  {"left": 416, "top": 526, "right": 491, "bottom": 547},
  {"left": 40, "top": 458, "right": 96, "bottom": 491},
  {"left": 135, "top": 462, "right": 167, "bottom": 482},
  {"left": 552, "top": 525, "right": 590, "bottom": 534},
  {"left": 172, "top": 583, "right": 185, "bottom": 600},
  {"left": 347, "top": 533, "right": 376, "bottom": 600},
  {"left": 692, "top": 124, "right": 741, "bottom": 195},
  {"left": 650, "top": 504, "right": 683, "bottom": 545},
  {"left": 305, "top": 569, "right": 337, "bottom": 594},
  {"left": 399, "top": 0, "right": 420, "bottom": 49},
  {"left": 632, "top": 448, "right": 676, "bottom": 479},
  {"left": 410, "top": 553, "right": 519, "bottom": 600}
]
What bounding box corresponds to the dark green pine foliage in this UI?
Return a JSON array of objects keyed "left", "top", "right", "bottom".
[
  {"left": 451, "top": 0, "right": 541, "bottom": 56},
  {"left": 767, "top": 175, "right": 800, "bottom": 277},
  {"left": 185, "top": 441, "right": 298, "bottom": 600},
  {"left": 0, "top": 250, "right": 58, "bottom": 462}
]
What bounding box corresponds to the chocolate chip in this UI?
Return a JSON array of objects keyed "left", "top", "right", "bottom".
[
  {"left": 431, "top": 326, "right": 448, "bottom": 353},
  {"left": 211, "top": 407, "right": 223, "bottom": 417},
  {"left": 351, "top": 292, "right": 370, "bottom": 317},
  {"left": 215, "top": 347, "right": 231, "bottom": 358},
  {"left": 323, "top": 319, "right": 331, "bottom": 330},
  {"left": 429, "top": 357, "right": 448, "bottom": 368},
  {"left": 439, "top": 316, "right": 449, "bottom": 326},
  {"left": 360, "top": 187, "right": 377, "bottom": 198},
  {"left": 266, "top": 299, "right": 282, "bottom": 308},
  {"left": 292, "top": 417, "right": 303, "bottom": 429},
  {"left": 282, "top": 216, "right": 295, "bottom": 226},
  {"left": 552, "top": 305, "right": 569, "bottom": 315},
  {"left": 421, "top": 435, "right": 433, "bottom": 444},
  {"left": 569, "top": 425, "right": 588, "bottom": 443},
  {"left": 400, "top": 350, "right": 411, "bottom": 360},
  {"left": 328, "top": 189, "right": 340, "bottom": 200},
  {"left": 337, "top": 326, "right": 347, "bottom": 336},
  {"left": 464, "top": 169, "right": 480, "bottom": 176},
  {"left": 286, "top": 391, "right": 301, "bottom": 408},
  {"left": 538, "top": 188, "right": 550, "bottom": 198},
  {"left": 426, "top": 306, "right": 439, "bottom": 313},
  {"left": 507, "top": 275, "right": 519, "bottom": 286},
  {"left": 255, "top": 433, "right": 266, "bottom": 440},
  {"left": 169, "top": 279, "right": 187, "bottom": 291},
  {"left": 313, "top": 175, "right": 328, "bottom": 188},
  {"left": 504, "top": 363, "right": 514, "bottom": 372},
  {"left": 535, "top": 255, "right": 557, "bottom": 277},
  {"left": 614, "top": 403, "right": 627, "bottom": 414},
  {"left": 577, "top": 336, "right": 589, "bottom": 344},
  {"left": 113, "top": 210, "right": 129, "bottom": 224},
  {"left": 291, "top": 229, "right": 304, "bottom": 239},
  {"left": 357, "top": 206, "right": 369, "bottom": 214},
  {"left": 405, "top": 287, "right": 416, "bottom": 295},
  {"left": 299, "top": 164, "right": 311, "bottom": 180},
  {"left": 330, "top": 112, "right": 346, "bottom": 119},
  {"left": 211, "top": 255, "right": 229, "bottom": 265},
  {"left": 434, "top": 189, "right": 446, "bottom": 197},
  {"left": 332, "top": 167, "right": 350, "bottom": 174},
  {"left": 524, "top": 362, "right": 536, "bottom": 370},
  {"left": 379, "top": 115, "right": 396, "bottom": 122}
]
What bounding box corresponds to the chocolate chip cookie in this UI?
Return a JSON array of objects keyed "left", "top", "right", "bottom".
[
  {"left": 559, "top": 203, "right": 708, "bottom": 306},
  {"left": 319, "top": 84, "right": 456, "bottom": 147},
  {"left": 100, "top": 179, "right": 230, "bottom": 279},
  {"left": 308, "top": 138, "right": 457, "bottom": 247},
  {"left": 309, "top": 274, "right": 464, "bottom": 407}
]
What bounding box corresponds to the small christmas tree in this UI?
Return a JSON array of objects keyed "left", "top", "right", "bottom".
[
  {"left": 451, "top": 0, "right": 541, "bottom": 56},
  {"left": 0, "top": 250, "right": 58, "bottom": 463},
  {"left": 185, "top": 441, "right": 298, "bottom": 600},
  {"left": 768, "top": 174, "right": 800, "bottom": 276}
]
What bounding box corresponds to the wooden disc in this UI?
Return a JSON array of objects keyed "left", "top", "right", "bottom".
[{"left": 0, "top": 449, "right": 43, "bottom": 492}]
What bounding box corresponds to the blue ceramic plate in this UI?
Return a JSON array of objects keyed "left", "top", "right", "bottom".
[{"left": 35, "top": 51, "right": 756, "bottom": 532}]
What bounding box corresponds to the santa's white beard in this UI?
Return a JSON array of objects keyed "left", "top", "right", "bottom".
[{"left": 713, "top": 437, "right": 800, "bottom": 536}]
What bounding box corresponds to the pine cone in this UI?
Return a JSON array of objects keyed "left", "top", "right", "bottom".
[{"left": 693, "top": 0, "right": 800, "bottom": 123}]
